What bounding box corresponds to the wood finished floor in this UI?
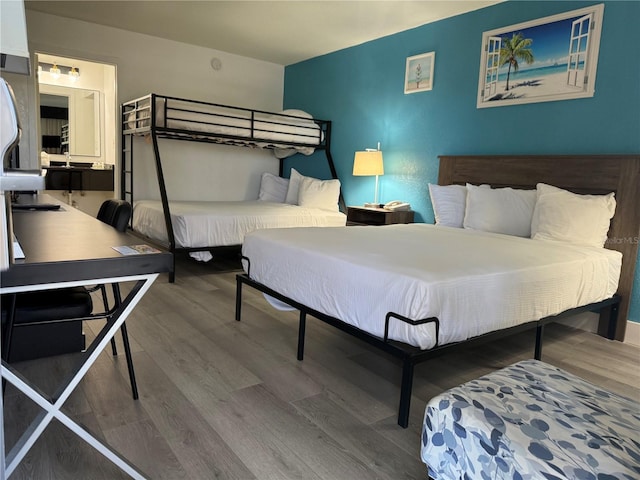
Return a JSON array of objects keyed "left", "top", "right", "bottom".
[{"left": 4, "top": 252, "right": 640, "bottom": 479}]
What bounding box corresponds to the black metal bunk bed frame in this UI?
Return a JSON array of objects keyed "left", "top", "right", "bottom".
[
  {"left": 121, "top": 93, "right": 343, "bottom": 282},
  {"left": 235, "top": 268, "right": 621, "bottom": 428}
]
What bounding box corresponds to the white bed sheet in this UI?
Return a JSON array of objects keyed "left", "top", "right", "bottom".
[
  {"left": 133, "top": 200, "right": 346, "bottom": 260},
  {"left": 241, "top": 224, "right": 622, "bottom": 350}
]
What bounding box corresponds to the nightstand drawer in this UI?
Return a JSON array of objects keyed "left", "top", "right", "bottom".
[{"left": 346, "top": 207, "right": 414, "bottom": 226}]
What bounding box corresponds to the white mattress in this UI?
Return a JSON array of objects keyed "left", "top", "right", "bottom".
[
  {"left": 127, "top": 97, "right": 321, "bottom": 157},
  {"left": 133, "top": 200, "right": 346, "bottom": 260},
  {"left": 241, "top": 224, "right": 622, "bottom": 350}
]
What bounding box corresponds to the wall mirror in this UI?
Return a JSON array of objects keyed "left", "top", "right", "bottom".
[{"left": 39, "top": 85, "right": 101, "bottom": 157}]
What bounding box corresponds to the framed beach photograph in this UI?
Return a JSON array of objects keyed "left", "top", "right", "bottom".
[
  {"left": 404, "top": 51, "right": 435, "bottom": 94},
  {"left": 477, "top": 4, "right": 604, "bottom": 108}
]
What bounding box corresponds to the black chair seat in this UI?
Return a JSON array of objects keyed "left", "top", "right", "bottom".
[
  {"left": 1, "top": 288, "right": 92, "bottom": 363},
  {"left": 2, "top": 287, "right": 92, "bottom": 325}
]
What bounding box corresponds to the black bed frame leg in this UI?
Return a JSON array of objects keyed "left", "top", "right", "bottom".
[
  {"left": 297, "top": 311, "right": 306, "bottom": 361},
  {"left": 534, "top": 324, "right": 544, "bottom": 360},
  {"left": 398, "top": 359, "right": 414, "bottom": 428},
  {"left": 235, "top": 276, "right": 243, "bottom": 321},
  {"left": 607, "top": 301, "right": 619, "bottom": 340}
]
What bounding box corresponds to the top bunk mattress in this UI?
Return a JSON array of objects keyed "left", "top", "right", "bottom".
[
  {"left": 133, "top": 200, "right": 346, "bottom": 250},
  {"left": 241, "top": 224, "right": 622, "bottom": 350},
  {"left": 123, "top": 95, "right": 326, "bottom": 157}
]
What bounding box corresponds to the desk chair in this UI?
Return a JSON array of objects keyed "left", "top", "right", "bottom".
[
  {"left": 1, "top": 199, "right": 139, "bottom": 399},
  {"left": 97, "top": 199, "right": 132, "bottom": 232},
  {"left": 92, "top": 199, "right": 139, "bottom": 399}
]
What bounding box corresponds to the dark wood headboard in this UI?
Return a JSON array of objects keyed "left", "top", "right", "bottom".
[{"left": 438, "top": 154, "right": 640, "bottom": 342}]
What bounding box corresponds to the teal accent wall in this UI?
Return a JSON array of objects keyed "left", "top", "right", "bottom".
[{"left": 283, "top": 1, "right": 640, "bottom": 322}]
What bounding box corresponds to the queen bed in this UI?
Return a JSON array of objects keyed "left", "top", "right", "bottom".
[
  {"left": 235, "top": 154, "right": 640, "bottom": 427},
  {"left": 240, "top": 223, "right": 621, "bottom": 349}
]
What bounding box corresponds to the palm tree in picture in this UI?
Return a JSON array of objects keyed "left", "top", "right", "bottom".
[
  {"left": 415, "top": 63, "right": 423, "bottom": 89},
  {"left": 499, "top": 32, "right": 534, "bottom": 91}
]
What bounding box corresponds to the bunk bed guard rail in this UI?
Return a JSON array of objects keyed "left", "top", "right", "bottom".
[{"left": 121, "top": 94, "right": 330, "bottom": 151}]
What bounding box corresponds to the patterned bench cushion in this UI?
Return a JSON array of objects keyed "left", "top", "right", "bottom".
[{"left": 421, "top": 359, "right": 640, "bottom": 480}]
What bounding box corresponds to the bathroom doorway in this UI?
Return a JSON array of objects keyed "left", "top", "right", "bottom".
[{"left": 36, "top": 53, "right": 116, "bottom": 215}]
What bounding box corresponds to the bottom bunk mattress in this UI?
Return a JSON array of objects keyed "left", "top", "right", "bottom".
[
  {"left": 420, "top": 359, "right": 640, "bottom": 479},
  {"left": 133, "top": 200, "right": 346, "bottom": 261},
  {"left": 241, "top": 224, "right": 622, "bottom": 350}
]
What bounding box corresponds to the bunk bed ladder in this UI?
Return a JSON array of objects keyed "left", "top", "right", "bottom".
[
  {"left": 121, "top": 96, "right": 177, "bottom": 282},
  {"left": 121, "top": 122, "right": 133, "bottom": 222}
]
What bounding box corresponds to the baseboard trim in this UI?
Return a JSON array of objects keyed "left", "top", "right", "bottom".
[
  {"left": 556, "top": 312, "right": 640, "bottom": 347},
  {"left": 624, "top": 320, "right": 640, "bottom": 347}
]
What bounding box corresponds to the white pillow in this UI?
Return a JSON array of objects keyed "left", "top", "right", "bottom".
[
  {"left": 273, "top": 110, "right": 318, "bottom": 159},
  {"left": 464, "top": 183, "right": 537, "bottom": 237},
  {"left": 297, "top": 176, "right": 341, "bottom": 211},
  {"left": 279, "top": 109, "right": 313, "bottom": 122},
  {"left": 429, "top": 183, "right": 492, "bottom": 228},
  {"left": 284, "top": 168, "right": 304, "bottom": 204},
  {"left": 531, "top": 183, "right": 616, "bottom": 248},
  {"left": 428, "top": 184, "right": 468, "bottom": 228},
  {"left": 257, "top": 172, "right": 289, "bottom": 203}
]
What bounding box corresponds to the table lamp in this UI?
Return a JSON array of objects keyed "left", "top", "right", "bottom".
[{"left": 353, "top": 144, "right": 384, "bottom": 208}]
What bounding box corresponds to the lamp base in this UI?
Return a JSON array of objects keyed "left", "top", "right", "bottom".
[{"left": 363, "top": 202, "right": 382, "bottom": 208}]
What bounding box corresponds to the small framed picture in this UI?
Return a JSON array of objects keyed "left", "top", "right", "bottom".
[{"left": 404, "top": 51, "right": 435, "bottom": 94}]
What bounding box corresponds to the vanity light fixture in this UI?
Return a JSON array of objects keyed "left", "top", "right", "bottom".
[{"left": 39, "top": 62, "right": 80, "bottom": 81}]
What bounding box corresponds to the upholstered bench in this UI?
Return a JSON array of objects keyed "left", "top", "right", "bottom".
[{"left": 421, "top": 359, "right": 640, "bottom": 480}]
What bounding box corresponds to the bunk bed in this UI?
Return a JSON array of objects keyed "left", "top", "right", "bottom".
[
  {"left": 235, "top": 154, "right": 640, "bottom": 428},
  {"left": 121, "top": 94, "right": 345, "bottom": 281}
]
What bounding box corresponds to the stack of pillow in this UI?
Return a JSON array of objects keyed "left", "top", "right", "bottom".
[
  {"left": 428, "top": 182, "right": 616, "bottom": 248},
  {"left": 258, "top": 168, "right": 341, "bottom": 212}
]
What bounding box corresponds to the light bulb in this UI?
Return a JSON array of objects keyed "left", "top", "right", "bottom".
[
  {"left": 50, "top": 63, "right": 61, "bottom": 79},
  {"left": 68, "top": 66, "right": 79, "bottom": 81}
]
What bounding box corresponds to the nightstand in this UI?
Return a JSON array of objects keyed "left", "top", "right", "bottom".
[{"left": 346, "top": 206, "right": 414, "bottom": 226}]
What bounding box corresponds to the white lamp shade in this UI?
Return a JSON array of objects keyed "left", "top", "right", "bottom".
[{"left": 353, "top": 151, "right": 384, "bottom": 176}]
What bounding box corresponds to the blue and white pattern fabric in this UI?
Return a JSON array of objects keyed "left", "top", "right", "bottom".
[{"left": 421, "top": 359, "right": 640, "bottom": 479}]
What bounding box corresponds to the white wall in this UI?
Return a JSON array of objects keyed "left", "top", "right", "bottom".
[{"left": 24, "top": 10, "right": 285, "bottom": 201}]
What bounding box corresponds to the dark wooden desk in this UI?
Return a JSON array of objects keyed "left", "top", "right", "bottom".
[
  {"left": 5, "top": 194, "right": 170, "bottom": 287},
  {"left": 1, "top": 194, "right": 171, "bottom": 479}
]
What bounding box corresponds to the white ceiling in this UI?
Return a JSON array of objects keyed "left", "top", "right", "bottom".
[{"left": 25, "top": 1, "right": 501, "bottom": 66}]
